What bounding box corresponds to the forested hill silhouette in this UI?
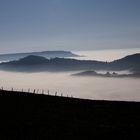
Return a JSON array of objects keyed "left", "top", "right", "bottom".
[
  {"left": 0, "top": 53, "right": 140, "bottom": 72},
  {"left": 110, "top": 53, "right": 140, "bottom": 72},
  {"left": 13, "top": 55, "right": 48, "bottom": 64},
  {"left": 0, "top": 55, "right": 105, "bottom": 72},
  {"left": 0, "top": 50, "right": 79, "bottom": 61},
  {"left": 73, "top": 70, "right": 140, "bottom": 78}
]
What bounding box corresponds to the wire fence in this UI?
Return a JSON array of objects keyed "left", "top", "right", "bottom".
[{"left": 0, "top": 86, "right": 73, "bottom": 98}]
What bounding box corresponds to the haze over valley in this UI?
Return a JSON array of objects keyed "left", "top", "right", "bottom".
[
  {"left": 0, "top": 69, "right": 140, "bottom": 101},
  {"left": 0, "top": 49, "right": 140, "bottom": 101},
  {"left": 0, "top": 0, "right": 140, "bottom": 101}
]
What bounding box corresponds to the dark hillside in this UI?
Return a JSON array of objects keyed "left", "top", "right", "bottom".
[
  {"left": 0, "top": 51, "right": 79, "bottom": 61},
  {"left": 0, "top": 53, "right": 140, "bottom": 72},
  {"left": 0, "top": 55, "right": 105, "bottom": 72},
  {"left": 0, "top": 90, "right": 140, "bottom": 139},
  {"left": 110, "top": 53, "right": 140, "bottom": 71}
]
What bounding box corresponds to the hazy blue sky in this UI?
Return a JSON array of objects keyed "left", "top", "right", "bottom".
[{"left": 0, "top": 0, "right": 140, "bottom": 53}]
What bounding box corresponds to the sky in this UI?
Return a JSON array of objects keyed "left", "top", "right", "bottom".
[{"left": 0, "top": 0, "right": 140, "bottom": 53}]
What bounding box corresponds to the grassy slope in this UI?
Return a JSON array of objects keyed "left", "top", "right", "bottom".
[{"left": 0, "top": 90, "right": 140, "bottom": 139}]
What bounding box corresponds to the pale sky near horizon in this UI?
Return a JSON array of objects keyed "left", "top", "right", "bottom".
[{"left": 0, "top": 0, "right": 140, "bottom": 53}]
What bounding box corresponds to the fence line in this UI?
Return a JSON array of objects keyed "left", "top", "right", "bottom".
[{"left": 0, "top": 86, "right": 73, "bottom": 98}]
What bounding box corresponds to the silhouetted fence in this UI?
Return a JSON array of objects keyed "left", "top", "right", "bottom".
[{"left": 0, "top": 87, "right": 73, "bottom": 98}]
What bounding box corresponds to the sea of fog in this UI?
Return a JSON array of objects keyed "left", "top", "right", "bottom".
[
  {"left": 0, "top": 70, "right": 140, "bottom": 101},
  {"left": 0, "top": 48, "right": 140, "bottom": 101},
  {"left": 74, "top": 48, "right": 140, "bottom": 61}
]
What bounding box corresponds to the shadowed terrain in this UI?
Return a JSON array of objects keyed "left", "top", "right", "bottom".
[
  {"left": 0, "top": 53, "right": 140, "bottom": 73},
  {"left": 0, "top": 51, "right": 79, "bottom": 61},
  {"left": 73, "top": 70, "right": 140, "bottom": 78},
  {"left": 0, "top": 90, "right": 140, "bottom": 139}
]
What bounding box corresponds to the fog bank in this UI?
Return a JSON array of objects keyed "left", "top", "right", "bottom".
[{"left": 0, "top": 70, "right": 140, "bottom": 101}]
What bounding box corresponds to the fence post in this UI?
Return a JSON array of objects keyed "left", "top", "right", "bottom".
[
  {"left": 28, "top": 88, "right": 30, "bottom": 92},
  {"left": 42, "top": 90, "right": 44, "bottom": 94},
  {"left": 33, "top": 89, "right": 36, "bottom": 94}
]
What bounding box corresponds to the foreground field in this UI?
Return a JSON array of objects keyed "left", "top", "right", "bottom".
[{"left": 0, "top": 90, "right": 140, "bottom": 139}]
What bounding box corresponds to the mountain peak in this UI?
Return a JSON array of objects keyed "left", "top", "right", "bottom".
[
  {"left": 113, "top": 53, "right": 140, "bottom": 63},
  {"left": 0, "top": 50, "right": 79, "bottom": 61},
  {"left": 17, "top": 55, "right": 48, "bottom": 64}
]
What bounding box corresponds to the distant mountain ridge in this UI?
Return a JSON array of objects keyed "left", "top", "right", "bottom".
[
  {"left": 0, "top": 53, "right": 140, "bottom": 73},
  {"left": 0, "top": 55, "right": 105, "bottom": 72},
  {"left": 73, "top": 70, "right": 140, "bottom": 78},
  {"left": 110, "top": 53, "right": 140, "bottom": 72},
  {"left": 0, "top": 50, "right": 79, "bottom": 61}
]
